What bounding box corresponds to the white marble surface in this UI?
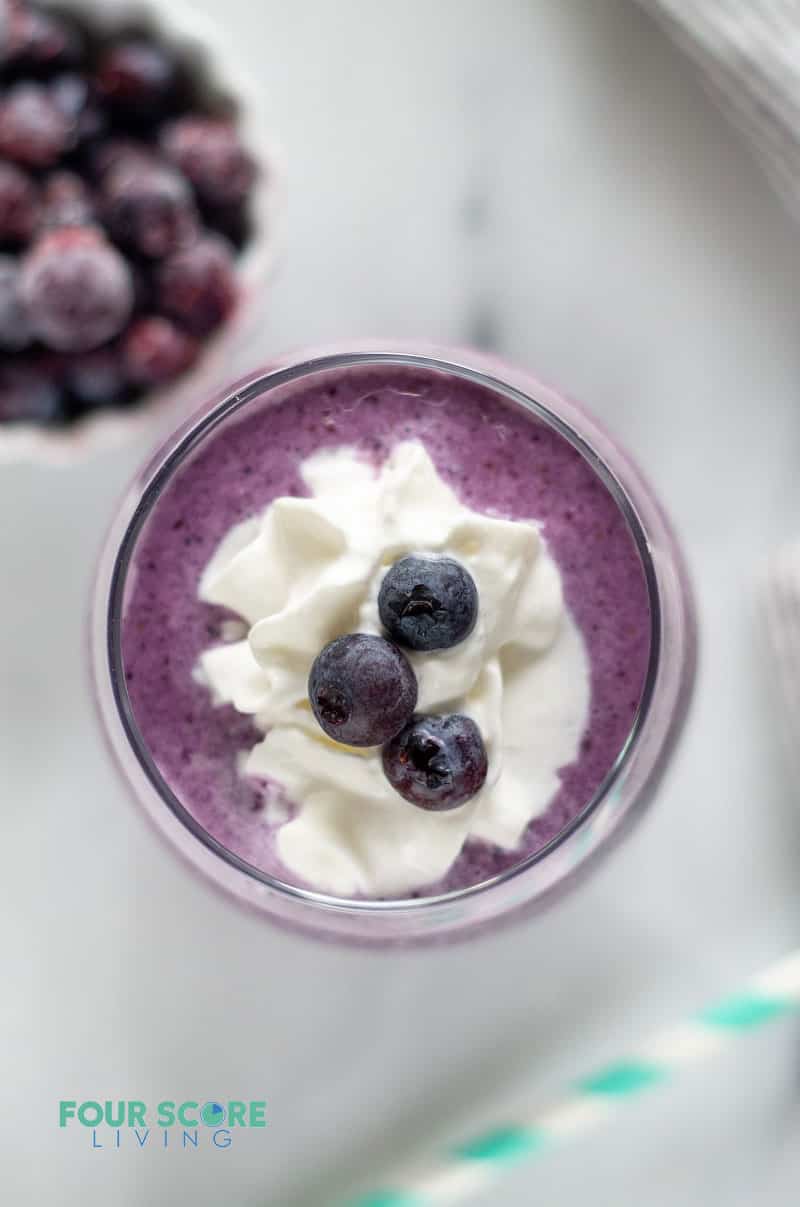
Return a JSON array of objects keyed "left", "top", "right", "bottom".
[{"left": 4, "top": 1, "right": 800, "bottom": 1204}]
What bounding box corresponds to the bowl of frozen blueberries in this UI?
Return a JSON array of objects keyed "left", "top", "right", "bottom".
[{"left": 0, "top": 0, "right": 281, "bottom": 464}]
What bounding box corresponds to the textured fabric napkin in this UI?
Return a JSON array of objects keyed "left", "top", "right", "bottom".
[{"left": 638, "top": 0, "right": 800, "bottom": 216}]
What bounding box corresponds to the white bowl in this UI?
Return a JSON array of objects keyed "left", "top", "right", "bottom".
[{"left": 0, "top": 0, "right": 284, "bottom": 466}]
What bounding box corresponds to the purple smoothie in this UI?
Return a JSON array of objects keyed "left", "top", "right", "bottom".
[{"left": 120, "top": 360, "right": 652, "bottom": 899}]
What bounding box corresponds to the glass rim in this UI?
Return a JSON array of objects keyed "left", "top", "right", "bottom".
[{"left": 105, "top": 349, "right": 663, "bottom": 915}]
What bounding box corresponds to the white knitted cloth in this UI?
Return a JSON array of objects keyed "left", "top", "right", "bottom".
[{"left": 638, "top": 0, "right": 800, "bottom": 215}]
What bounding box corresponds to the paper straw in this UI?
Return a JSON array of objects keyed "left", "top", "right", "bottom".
[{"left": 339, "top": 950, "right": 800, "bottom": 1207}]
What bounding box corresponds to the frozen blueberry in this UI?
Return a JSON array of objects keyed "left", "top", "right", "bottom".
[
  {"left": 66, "top": 345, "right": 127, "bottom": 407},
  {"left": 2, "top": 4, "right": 83, "bottom": 74},
  {"left": 0, "top": 359, "right": 64, "bottom": 424},
  {"left": 0, "top": 255, "right": 32, "bottom": 350},
  {"left": 123, "top": 315, "right": 198, "bottom": 387},
  {"left": 0, "top": 81, "right": 72, "bottom": 166},
  {"left": 94, "top": 39, "right": 177, "bottom": 118},
  {"left": 0, "top": 160, "right": 39, "bottom": 244},
  {"left": 38, "top": 171, "right": 96, "bottom": 231},
  {"left": 382, "top": 714, "right": 488, "bottom": 810},
  {"left": 103, "top": 160, "right": 198, "bottom": 258},
  {"left": 308, "top": 633, "right": 418, "bottom": 747},
  {"left": 19, "top": 227, "right": 134, "bottom": 352},
  {"left": 160, "top": 116, "right": 257, "bottom": 207},
  {"left": 157, "top": 234, "right": 237, "bottom": 336},
  {"left": 378, "top": 555, "right": 479, "bottom": 651}
]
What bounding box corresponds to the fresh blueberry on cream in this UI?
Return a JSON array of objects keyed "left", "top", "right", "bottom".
[
  {"left": 308, "top": 633, "right": 417, "bottom": 747},
  {"left": 378, "top": 554, "right": 478, "bottom": 651},
  {"left": 382, "top": 713, "right": 488, "bottom": 810}
]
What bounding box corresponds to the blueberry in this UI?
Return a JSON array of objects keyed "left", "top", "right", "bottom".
[
  {"left": 378, "top": 555, "right": 478, "bottom": 651},
  {"left": 94, "top": 39, "right": 177, "bottom": 119},
  {"left": 0, "top": 359, "right": 65, "bottom": 425},
  {"left": 0, "top": 161, "right": 39, "bottom": 244},
  {"left": 122, "top": 316, "right": 198, "bottom": 388},
  {"left": 3, "top": 5, "right": 84, "bottom": 74},
  {"left": 0, "top": 82, "right": 72, "bottom": 167},
  {"left": 66, "top": 345, "right": 128, "bottom": 407},
  {"left": 382, "top": 714, "right": 488, "bottom": 810},
  {"left": 308, "top": 633, "right": 417, "bottom": 747},
  {"left": 103, "top": 160, "right": 198, "bottom": 259},
  {"left": 19, "top": 228, "right": 134, "bottom": 352},
  {"left": 160, "top": 117, "right": 257, "bottom": 208},
  {"left": 157, "top": 234, "right": 237, "bottom": 336},
  {"left": 156, "top": 234, "right": 237, "bottom": 335},
  {"left": 0, "top": 255, "right": 32, "bottom": 351}
]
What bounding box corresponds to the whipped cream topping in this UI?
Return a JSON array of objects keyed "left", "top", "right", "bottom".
[{"left": 198, "top": 441, "right": 590, "bottom": 897}]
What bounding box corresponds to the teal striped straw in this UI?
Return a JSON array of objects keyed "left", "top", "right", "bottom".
[{"left": 339, "top": 950, "right": 800, "bottom": 1207}]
